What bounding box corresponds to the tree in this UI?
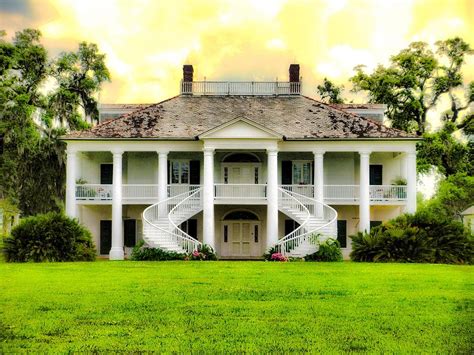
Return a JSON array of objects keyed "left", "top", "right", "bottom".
[
  {"left": 0, "top": 29, "right": 110, "bottom": 216},
  {"left": 350, "top": 38, "right": 473, "bottom": 136},
  {"left": 351, "top": 42, "right": 439, "bottom": 135},
  {"left": 416, "top": 123, "right": 473, "bottom": 176},
  {"left": 316, "top": 78, "right": 345, "bottom": 104}
]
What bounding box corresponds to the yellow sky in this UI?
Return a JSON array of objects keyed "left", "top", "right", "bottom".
[{"left": 1, "top": 0, "right": 473, "bottom": 106}]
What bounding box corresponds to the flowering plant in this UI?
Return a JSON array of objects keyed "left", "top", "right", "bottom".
[
  {"left": 270, "top": 252, "right": 288, "bottom": 262},
  {"left": 188, "top": 244, "right": 217, "bottom": 261}
]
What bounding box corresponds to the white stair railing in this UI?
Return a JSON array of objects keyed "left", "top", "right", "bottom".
[
  {"left": 275, "top": 187, "right": 338, "bottom": 256},
  {"left": 142, "top": 187, "right": 203, "bottom": 254}
]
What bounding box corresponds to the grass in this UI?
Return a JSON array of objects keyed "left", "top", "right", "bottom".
[{"left": 0, "top": 261, "right": 472, "bottom": 353}]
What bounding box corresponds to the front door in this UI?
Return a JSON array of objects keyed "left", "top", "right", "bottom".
[
  {"left": 222, "top": 221, "right": 260, "bottom": 257},
  {"left": 222, "top": 163, "right": 260, "bottom": 184}
]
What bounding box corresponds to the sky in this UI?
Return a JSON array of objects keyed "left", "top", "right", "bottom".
[
  {"left": 1, "top": 0, "right": 473, "bottom": 108},
  {"left": 1, "top": 0, "right": 472, "bottom": 197}
]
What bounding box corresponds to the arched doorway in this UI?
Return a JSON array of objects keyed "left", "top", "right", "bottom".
[
  {"left": 221, "top": 153, "right": 262, "bottom": 184},
  {"left": 221, "top": 210, "right": 261, "bottom": 257}
]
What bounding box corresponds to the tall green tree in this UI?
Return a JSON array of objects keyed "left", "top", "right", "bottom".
[
  {"left": 0, "top": 29, "right": 110, "bottom": 216},
  {"left": 316, "top": 78, "right": 345, "bottom": 104}
]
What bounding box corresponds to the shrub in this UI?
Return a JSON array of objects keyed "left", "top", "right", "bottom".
[
  {"left": 3, "top": 212, "right": 96, "bottom": 262},
  {"left": 190, "top": 244, "right": 217, "bottom": 261},
  {"left": 350, "top": 210, "right": 473, "bottom": 264},
  {"left": 130, "top": 240, "right": 186, "bottom": 261},
  {"left": 270, "top": 252, "right": 288, "bottom": 262},
  {"left": 306, "top": 238, "right": 343, "bottom": 262},
  {"left": 263, "top": 246, "right": 278, "bottom": 261}
]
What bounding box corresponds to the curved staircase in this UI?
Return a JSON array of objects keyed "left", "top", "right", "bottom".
[
  {"left": 276, "top": 187, "right": 337, "bottom": 257},
  {"left": 142, "top": 185, "right": 337, "bottom": 258},
  {"left": 142, "top": 188, "right": 203, "bottom": 254}
]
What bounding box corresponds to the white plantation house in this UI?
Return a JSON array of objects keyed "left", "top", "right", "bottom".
[{"left": 62, "top": 64, "right": 419, "bottom": 260}]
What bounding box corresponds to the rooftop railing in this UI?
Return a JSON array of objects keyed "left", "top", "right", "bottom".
[{"left": 181, "top": 80, "right": 301, "bottom": 96}]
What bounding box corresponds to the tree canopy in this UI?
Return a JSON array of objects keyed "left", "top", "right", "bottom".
[
  {"left": 316, "top": 78, "right": 345, "bottom": 104},
  {"left": 0, "top": 29, "right": 110, "bottom": 216}
]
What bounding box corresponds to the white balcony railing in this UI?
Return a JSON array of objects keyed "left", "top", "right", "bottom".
[
  {"left": 324, "top": 185, "right": 359, "bottom": 200},
  {"left": 181, "top": 81, "right": 301, "bottom": 96},
  {"left": 122, "top": 184, "right": 158, "bottom": 200},
  {"left": 75, "top": 183, "right": 407, "bottom": 202},
  {"left": 168, "top": 184, "right": 201, "bottom": 197},
  {"left": 76, "top": 184, "right": 113, "bottom": 200},
  {"left": 214, "top": 184, "right": 267, "bottom": 199},
  {"left": 280, "top": 185, "right": 314, "bottom": 198},
  {"left": 370, "top": 185, "right": 407, "bottom": 201}
]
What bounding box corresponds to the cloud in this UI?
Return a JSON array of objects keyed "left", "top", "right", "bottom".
[{"left": 0, "top": 0, "right": 472, "bottom": 105}]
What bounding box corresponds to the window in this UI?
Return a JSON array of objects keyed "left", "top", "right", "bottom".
[
  {"left": 224, "top": 167, "right": 229, "bottom": 184},
  {"left": 292, "top": 161, "right": 312, "bottom": 185},
  {"left": 100, "top": 164, "right": 113, "bottom": 184},
  {"left": 337, "top": 220, "right": 347, "bottom": 248},
  {"left": 223, "top": 225, "right": 228, "bottom": 243},
  {"left": 170, "top": 160, "right": 190, "bottom": 184},
  {"left": 369, "top": 165, "right": 383, "bottom": 185},
  {"left": 223, "top": 211, "right": 259, "bottom": 220},
  {"left": 370, "top": 221, "right": 382, "bottom": 230},
  {"left": 254, "top": 225, "right": 259, "bottom": 243},
  {"left": 254, "top": 167, "right": 259, "bottom": 184}
]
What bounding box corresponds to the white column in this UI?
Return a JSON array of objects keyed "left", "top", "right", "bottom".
[
  {"left": 110, "top": 150, "right": 124, "bottom": 260},
  {"left": 266, "top": 149, "right": 279, "bottom": 248},
  {"left": 157, "top": 151, "right": 168, "bottom": 202},
  {"left": 400, "top": 153, "right": 408, "bottom": 181},
  {"left": 65, "top": 149, "right": 78, "bottom": 218},
  {"left": 359, "top": 151, "right": 371, "bottom": 233},
  {"left": 406, "top": 152, "right": 417, "bottom": 213},
  {"left": 203, "top": 148, "right": 215, "bottom": 248},
  {"left": 314, "top": 150, "right": 325, "bottom": 218}
]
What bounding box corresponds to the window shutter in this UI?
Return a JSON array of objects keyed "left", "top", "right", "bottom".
[
  {"left": 124, "top": 219, "right": 137, "bottom": 247},
  {"left": 311, "top": 161, "right": 315, "bottom": 185},
  {"left": 369, "top": 165, "right": 383, "bottom": 185},
  {"left": 100, "top": 164, "right": 113, "bottom": 184},
  {"left": 337, "top": 220, "right": 347, "bottom": 248},
  {"left": 189, "top": 160, "right": 200, "bottom": 185},
  {"left": 282, "top": 161, "right": 292, "bottom": 185},
  {"left": 167, "top": 160, "right": 170, "bottom": 184}
]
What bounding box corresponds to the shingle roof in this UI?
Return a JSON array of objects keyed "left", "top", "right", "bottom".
[{"left": 64, "top": 95, "right": 417, "bottom": 140}]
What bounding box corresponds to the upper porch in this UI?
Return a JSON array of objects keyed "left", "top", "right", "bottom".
[{"left": 71, "top": 148, "right": 412, "bottom": 206}]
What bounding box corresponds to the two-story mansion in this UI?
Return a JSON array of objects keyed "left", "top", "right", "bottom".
[{"left": 63, "top": 64, "right": 419, "bottom": 260}]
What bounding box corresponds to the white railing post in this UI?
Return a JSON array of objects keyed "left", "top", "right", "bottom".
[
  {"left": 266, "top": 149, "right": 279, "bottom": 248},
  {"left": 203, "top": 148, "right": 215, "bottom": 248},
  {"left": 110, "top": 149, "right": 124, "bottom": 260},
  {"left": 66, "top": 149, "right": 78, "bottom": 218},
  {"left": 359, "top": 151, "right": 371, "bottom": 233}
]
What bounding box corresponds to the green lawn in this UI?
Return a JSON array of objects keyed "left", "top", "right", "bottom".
[{"left": 0, "top": 261, "right": 472, "bottom": 353}]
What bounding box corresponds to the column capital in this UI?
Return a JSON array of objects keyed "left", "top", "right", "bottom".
[
  {"left": 111, "top": 148, "right": 124, "bottom": 156},
  {"left": 313, "top": 149, "right": 325, "bottom": 157},
  {"left": 359, "top": 150, "right": 371, "bottom": 157},
  {"left": 66, "top": 148, "right": 78, "bottom": 155},
  {"left": 406, "top": 151, "right": 417, "bottom": 158},
  {"left": 266, "top": 148, "right": 278, "bottom": 155},
  {"left": 203, "top": 147, "right": 215, "bottom": 155},
  {"left": 157, "top": 150, "right": 169, "bottom": 156}
]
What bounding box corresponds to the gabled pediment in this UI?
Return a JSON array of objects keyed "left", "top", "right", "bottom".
[{"left": 199, "top": 116, "right": 282, "bottom": 140}]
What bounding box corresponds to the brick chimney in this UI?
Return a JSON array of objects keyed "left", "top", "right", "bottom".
[
  {"left": 289, "top": 64, "right": 300, "bottom": 82},
  {"left": 183, "top": 64, "right": 194, "bottom": 82}
]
